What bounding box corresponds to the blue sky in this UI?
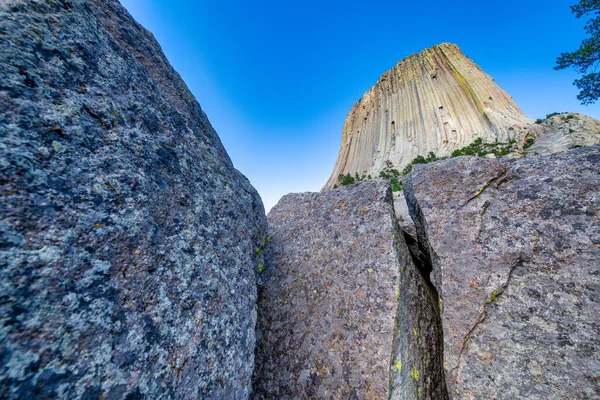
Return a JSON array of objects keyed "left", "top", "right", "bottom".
[{"left": 121, "top": 0, "right": 599, "bottom": 212}]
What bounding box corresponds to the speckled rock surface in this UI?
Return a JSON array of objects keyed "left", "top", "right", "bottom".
[
  {"left": 0, "top": 1, "right": 267, "bottom": 399},
  {"left": 253, "top": 180, "right": 447, "bottom": 400},
  {"left": 404, "top": 146, "right": 600, "bottom": 399}
]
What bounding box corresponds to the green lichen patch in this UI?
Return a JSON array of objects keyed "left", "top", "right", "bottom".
[
  {"left": 487, "top": 290, "right": 501, "bottom": 304},
  {"left": 411, "top": 366, "right": 420, "bottom": 381}
]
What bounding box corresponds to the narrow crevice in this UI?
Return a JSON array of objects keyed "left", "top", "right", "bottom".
[
  {"left": 402, "top": 230, "right": 439, "bottom": 300},
  {"left": 403, "top": 177, "right": 445, "bottom": 296},
  {"left": 395, "top": 176, "right": 451, "bottom": 400},
  {"left": 388, "top": 187, "right": 449, "bottom": 400}
]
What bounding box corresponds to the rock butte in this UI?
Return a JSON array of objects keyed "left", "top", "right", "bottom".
[{"left": 324, "top": 43, "right": 532, "bottom": 190}]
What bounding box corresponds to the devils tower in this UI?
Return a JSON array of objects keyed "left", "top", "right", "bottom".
[{"left": 323, "top": 43, "right": 532, "bottom": 189}]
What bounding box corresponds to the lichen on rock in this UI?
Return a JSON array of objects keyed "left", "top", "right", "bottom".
[
  {"left": 404, "top": 145, "right": 600, "bottom": 399},
  {"left": 253, "top": 180, "right": 448, "bottom": 399},
  {"left": 0, "top": 1, "right": 267, "bottom": 398}
]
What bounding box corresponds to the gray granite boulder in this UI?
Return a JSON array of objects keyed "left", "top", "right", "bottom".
[
  {"left": 0, "top": 0, "right": 267, "bottom": 398},
  {"left": 253, "top": 180, "right": 448, "bottom": 400},
  {"left": 405, "top": 146, "right": 600, "bottom": 399}
]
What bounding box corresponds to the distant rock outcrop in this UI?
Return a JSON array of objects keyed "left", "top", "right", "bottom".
[
  {"left": 405, "top": 145, "right": 600, "bottom": 399},
  {"left": 253, "top": 181, "right": 448, "bottom": 400},
  {"left": 324, "top": 43, "right": 532, "bottom": 189},
  {"left": 528, "top": 112, "right": 600, "bottom": 155},
  {"left": 0, "top": 1, "right": 267, "bottom": 399}
]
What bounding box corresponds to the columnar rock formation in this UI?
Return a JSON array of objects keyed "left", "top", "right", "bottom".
[
  {"left": 254, "top": 181, "right": 447, "bottom": 400},
  {"left": 324, "top": 43, "right": 532, "bottom": 189},
  {"left": 405, "top": 145, "right": 600, "bottom": 399},
  {"left": 0, "top": 1, "right": 267, "bottom": 398}
]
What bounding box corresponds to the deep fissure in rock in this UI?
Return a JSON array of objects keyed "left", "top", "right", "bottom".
[
  {"left": 388, "top": 193, "right": 449, "bottom": 399},
  {"left": 402, "top": 230, "right": 438, "bottom": 299}
]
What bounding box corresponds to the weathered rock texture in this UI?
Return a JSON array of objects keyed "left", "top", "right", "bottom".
[
  {"left": 324, "top": 43, "right": 532, "bottom": 189},
  {"left": 253, "top": 180, "right": 448, "bottom": 400},
  {"left": 393, "top": 191, "right": 416, "bottom": 237},
  {"left": 529, "top": 112, "right": 600, "bottom": 155},
  {"left": 0, "top": 1, "right": 267, "bottom": 399},
  {"left": 405, "top": 146, "right": 600, "bottom": 399}
]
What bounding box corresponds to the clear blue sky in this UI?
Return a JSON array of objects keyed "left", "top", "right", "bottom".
[{"left": 121, "top": 0, "right": 599, "bottom": 212}]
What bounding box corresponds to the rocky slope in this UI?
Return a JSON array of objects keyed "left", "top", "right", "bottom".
[
  {"left": 405, "top": 145, "right": 600, "bottom": 399},
  {"left": 258, "top": 145, "right": 600, "bottom": 399},
  {"left": 254, "top": 181, "right": 447, "bottom": 399},
  {"left": 3, "top": 1, "right": 599, "bottom": 399},
  {"left": 0, "top": 1, "right": 267, "bottom": 399},
  {"left": 324, "top": 43, "right": 532, "bottom": 189},
  {"left": 529, "top": 112, "right": 600, "bottom": 155}
]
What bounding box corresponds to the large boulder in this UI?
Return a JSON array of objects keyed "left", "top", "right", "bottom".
[
  {"left": 253, "top": 180, "right": 448, "bottom": 399},
  {"left": 405, "top": 146, "right": 600, "bottom": 399},
  {"left": 0, "top": 1, "right": 267, "bottom": 398}
]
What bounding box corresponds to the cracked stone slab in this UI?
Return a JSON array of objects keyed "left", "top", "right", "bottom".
[
  {"left": 404, "top": 146, "right": 600, "bottom": 399},
  {"left": 253, "top": 180, "right": 448, "bottom": 400},
  {"left": 0, "top": 1, "right": 267, "bottom": 398}
]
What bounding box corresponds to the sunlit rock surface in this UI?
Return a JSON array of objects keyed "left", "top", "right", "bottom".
[
  {"left": 324, "top": 43, "right": 532, "bottom": 189},
  {"left": 529, "top": 112, "right": 600, "bottom": 155}
]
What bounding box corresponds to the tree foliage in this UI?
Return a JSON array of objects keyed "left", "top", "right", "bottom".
[
  {"left": 555, "top": 0, "right": 600, "bottom": 105},
  {"left": 336, "top": 160, "right": 402, "bottom": 191},
  {"left": 401, "top": 152, "right": 438, "bottom": 175}
]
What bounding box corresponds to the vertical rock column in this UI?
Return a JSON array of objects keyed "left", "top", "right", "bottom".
[
  {"left": 323, "top": 43, "right": 532, "bottom": 190},
  {"left": 253, "top": 180, "right": 448, "bottom": 399}
]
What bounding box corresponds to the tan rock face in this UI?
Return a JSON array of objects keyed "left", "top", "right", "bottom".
[{"left": 324, "top": 43, "right": 532, "bottom": 190}]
